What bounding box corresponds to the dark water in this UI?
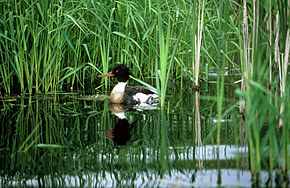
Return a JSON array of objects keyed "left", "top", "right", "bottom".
[{"left": 0, "top": 79, "right": 284, "bottom": 187}]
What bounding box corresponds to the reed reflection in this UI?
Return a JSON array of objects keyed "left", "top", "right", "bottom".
[{"left": 194, "top": 90, "right": 203, "bottom": 170}]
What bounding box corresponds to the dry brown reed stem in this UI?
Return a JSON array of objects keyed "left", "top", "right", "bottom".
[
  {"left": 195, "top": 90, "right": 203, "bottom": 169},
  {"left": 274, "top": 12, "right": 279, "bottom": 123},
  {"left": 278, "top": 29, "right": 289, "bottom": 128},
  {"left": 240, "top": 0, "right": 249, "bottom": 115},
  {"left": 274, "top": 13, "right": 280, "bottom": 71},
  {"left": 195, "top": 91, "right": 202, "bottom": 146},
  {"left": 250, "top": 0, "right": 259, "bottom": 77},
  {"left": 194, "top": 0, "right": 205, "bottom": 90},
  {"left": 239, "top": 0, "right": 248, "bottom": 138},
  {"left": 268, "top": 0, "right": 272, "bottom": 88},
  {"left": 250, "top": 0, "right": 256, "bottom": 76}
]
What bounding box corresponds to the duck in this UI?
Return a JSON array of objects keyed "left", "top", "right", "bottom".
[
  {"left": 99, "top": 64, "right": 158, "bottom": 105},
  {"left": 99, "top": 118, "right": 133, "bottom": 146},
  {"left": 99, "top": 104, "right": 138, "bottom": 145}
]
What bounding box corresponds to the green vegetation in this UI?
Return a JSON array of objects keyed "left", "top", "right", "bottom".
[
  {"left": 0, "top": 91, "right": 262, "bottom": 187},
  {"left": 0, "top": 0, "right": 289, "bottom": 182}
]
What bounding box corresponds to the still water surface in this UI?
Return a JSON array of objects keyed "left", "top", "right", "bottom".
[{"left": 0, "top": 80, "right": 283, "bottom": 187}]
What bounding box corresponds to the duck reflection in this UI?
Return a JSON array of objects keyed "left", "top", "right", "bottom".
[{"left": 99, "top": 104, "right": 135, "bottom": 146}]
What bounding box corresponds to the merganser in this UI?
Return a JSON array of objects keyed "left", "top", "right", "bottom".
[
  {"left": 99, "top": 64, "right": 158, "bottom": 105},
  {"left": 99, "top": 104, "right": 137, "bottom": 145},
  {"left": 99, "top": 118, "right": 132, "bottom": 145}
]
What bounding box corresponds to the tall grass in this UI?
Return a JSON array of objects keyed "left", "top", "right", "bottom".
[
  {"left": 155, "top": 5, "right": 171, "bottom": 108},
  {"left": 237, "top": 0, "right": 289, "bottom": 178},
  {"left": 0, "top": 0, "right": 228, "bottom": 95},
  {"left": 0, "top": 0, "right": 289, "bottom": 177}
]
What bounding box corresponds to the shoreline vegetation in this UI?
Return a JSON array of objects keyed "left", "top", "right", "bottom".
[{"left": 0, "top": 0, "right": 289, "bottom": 180}]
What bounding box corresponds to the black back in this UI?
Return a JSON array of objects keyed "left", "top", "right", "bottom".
[{"left": 125, "top": 86, "right": 157, "bottom": 96}]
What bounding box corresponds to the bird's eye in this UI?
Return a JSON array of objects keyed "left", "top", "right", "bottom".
[{"left": 115, "top": 70, "right": 119, "bottom": 73}]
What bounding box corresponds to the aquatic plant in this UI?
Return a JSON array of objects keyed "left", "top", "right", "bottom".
[
  {"left": 0, "top": 0, "right": 289, "bottom": 180},
  {"left": 237, "top": 0, "right": 289, "bottom": 177}
]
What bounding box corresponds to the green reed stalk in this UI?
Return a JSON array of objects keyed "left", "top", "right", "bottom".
[
  {"left": 154, "top": 1, "right": 191, "bottom": 108},
  {"left": 250, "top": 0, "right": 261, "bottom": 174},
  {"left": 8, "top": 6, "right": 24, "bottom": 94},
  {"left": 100, "top": 37, "right": 111, "bottom": 90},
  {"left": 155, "top": 5, "right": 170, "bottom": 108}
]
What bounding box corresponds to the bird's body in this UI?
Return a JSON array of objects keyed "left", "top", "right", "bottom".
[{"left": 99, "top": 64, "right": 158, "bottom": 105}]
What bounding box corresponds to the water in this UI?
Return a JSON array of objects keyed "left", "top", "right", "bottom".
[{"left": 0, "top": 80, "right": 286, "bottom": 187}]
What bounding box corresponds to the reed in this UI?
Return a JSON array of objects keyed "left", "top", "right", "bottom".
[
  {"left": 0, "top": 0, "right": 238, "bottom": 95},
  {"left": 193, "top": 0, "right": 205, "bottom": 91},
  {"left": 237, "top": 0, "right": 289, "bottom": 177},
  {"left": 155, "top": 4, "right": 171, "bottom": 108},
  {"left": 278, "top": 30, "right": 289, "bottom": 128},
  {"left": 99, "top": 36, "right": 111, "bottom": 90},
  {"left": 0, "top": 0, "right": 289, "bottom": 177},
  {"left": 154, "top": 1, "right": 190, "bottom": 108},
  {"left": 240, "top": 0, "right": 249, "bottom": 116}
]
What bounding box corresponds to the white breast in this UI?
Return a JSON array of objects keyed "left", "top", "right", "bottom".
[
  {"left": 110, "top": 82, "right": 127, "bottom": 103},
  {"left": 112, "top": 82, "right": 126, "bottom": 92}
]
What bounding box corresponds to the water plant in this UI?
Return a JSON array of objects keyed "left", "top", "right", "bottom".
[
  {"left": 0, "top": 0, "right": 289, "bottom": 181},
  {"left": 237, "top": 0, "right": 289, "bottom": 178},
  {"left": 155, "top": 6, "right": 171, "bottom": 108}
]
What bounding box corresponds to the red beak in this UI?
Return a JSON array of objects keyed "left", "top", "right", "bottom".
[{"left": 98, "top": 71, "right": 114, "bottom": 77}]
